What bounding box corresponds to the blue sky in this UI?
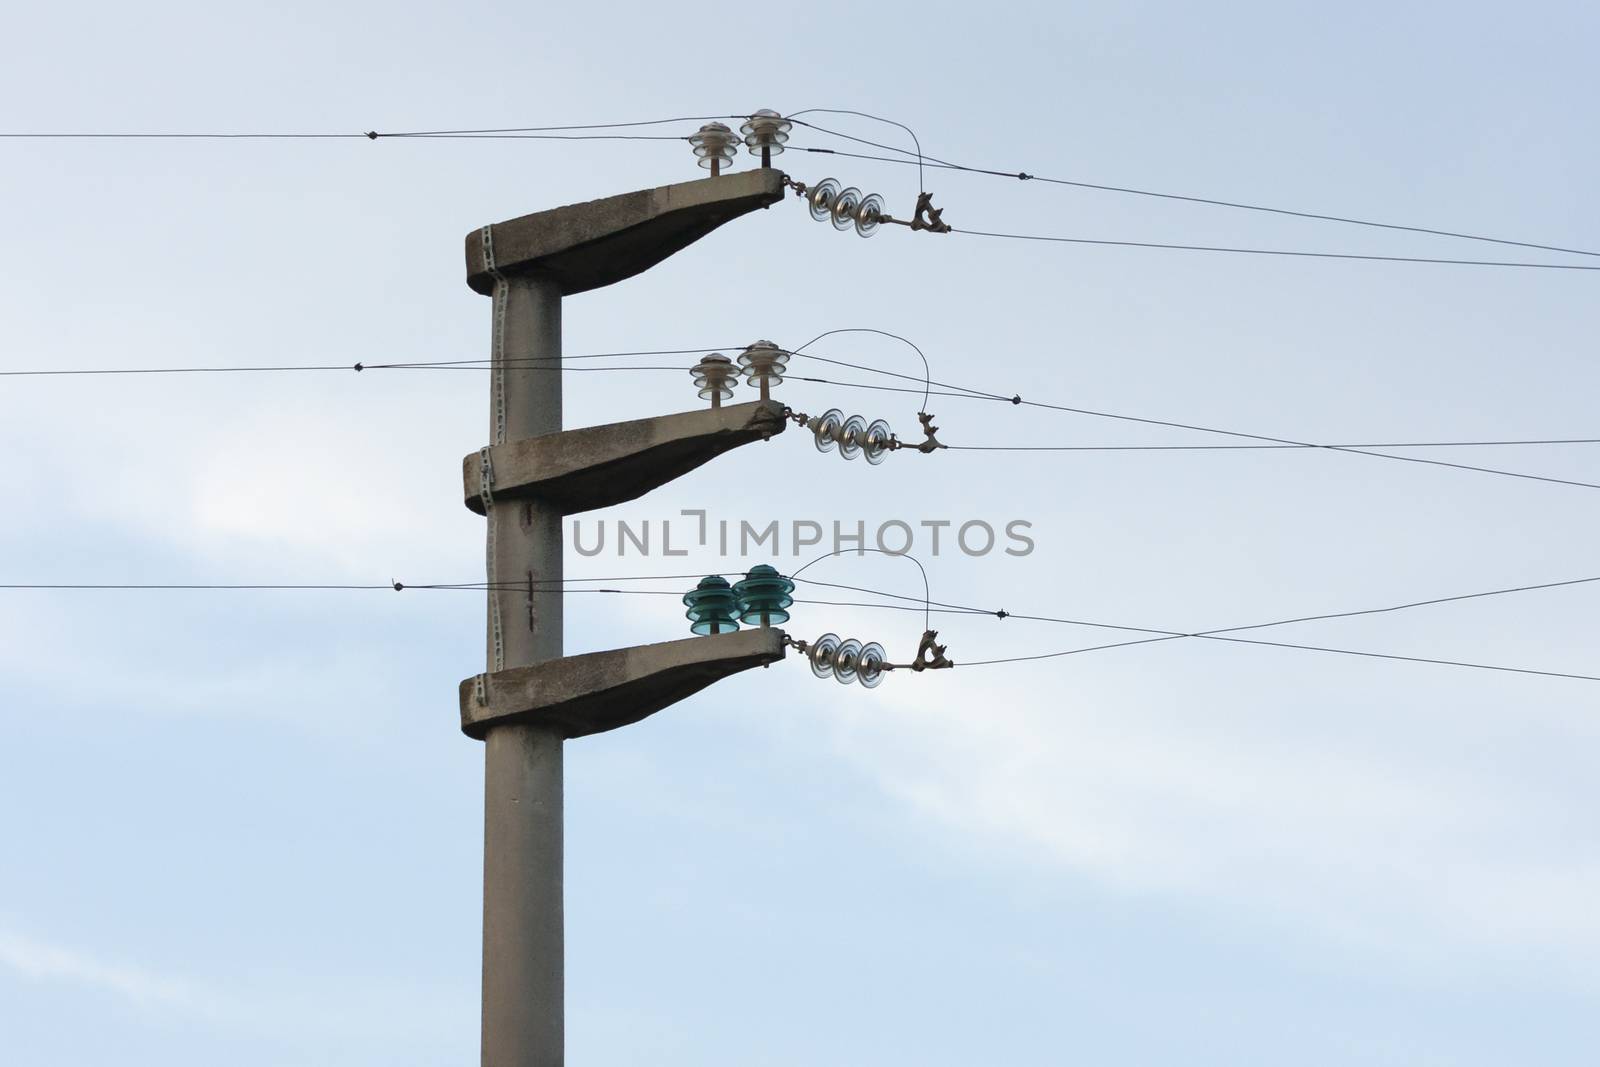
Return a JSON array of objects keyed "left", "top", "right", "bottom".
[{"left": 2, "top": 1, "right": 1598, "bottom": 1063}]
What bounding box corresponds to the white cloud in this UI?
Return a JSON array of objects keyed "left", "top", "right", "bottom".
[
  {"left": 0, "top": 377, "right": 475, "bottom": 581},
  {"left": 808, "top": 639, "right": 1600, "bottom": 981},
  {"left": 0, "top": 928, "right": 227, "bottom": 1017},
  {"left": 0, "top": 925, "right": 471, "bottom": 1047}
]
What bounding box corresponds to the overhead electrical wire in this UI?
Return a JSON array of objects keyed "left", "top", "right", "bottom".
[
  {"left": 777, "top": 338, "right": 1600, "bottom": 481},
  {"left": 0, "top": 582, "right": 414, "bottom": 590},
  {"left": 0, "top": 132, "right": 367, "bottom": 140},
  {"left": 788, "top": 110, "right": 928, "bottom": 198},
  {"left": 1005, "top": 394, "right": 1600, "bottom": 491},
  {"left": 1178, "top": 573, "right": 1600, "bottom": 635},
  {"left": 784, "top": 352, "right": 1600, "bottom": 491},
  {"left": 374, "top": 116, "right": 740, "bottom": 137},
  {"left": 7, "top": 571, "right": 1595, "bottom": 685},
  {"left": 790, "top": 547, "right": 936, "bottom": 630},
  {"left": 796, "top": 114, "right": 1571, "bottom": 276},
  {"left": 946, "top": 438, "right": 1600, "bottom": 451},
  {"left": 0, "top": 363, "right": 696, "bottom": 377},
  {"left": 7, "top": 337, "right": 1597, "bottom": 491},
  {"left": 0, "top": 116, "right": 737, "bottom": 141},
  {"left": 6, "top": 113, "right": 1592, "bottom": 683},
  {"left": 6, "top": 348, "right": 1597, "bottom": 488},
  {"left": 784, "top": 354, "right": 1600, "bottom": 493},
  {"left": 783, "top": 111, "right": 1600, "bottom": 266},
  {"left": 0, "top": 347, "right": 739, "bottom": 377},
  {"left": 956, "top": 631, "right": 1600, "bottom": 682},
  {"left": 379, "top": 133, "right": 688, "bottom": 142},
  {"left": 790, "top": 134, "right": 1600, "bottom": 260},
  {"left": 11, "top": 107, "right": 1592, "bottom": 264},
  {"left": 948, "top": 227, "right": 1600, "bottom": 272},
  {"left": 426, "top": 565, "right": 1600, "bottom": 684},
  {"left": 810, "top": 571, "right": 1600, "bottom": 683},
  {"left": 0, "top": 131, "right": 687, "bottom": 142}
]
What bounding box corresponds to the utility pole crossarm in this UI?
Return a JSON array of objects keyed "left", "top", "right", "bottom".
[
  {"left": 465, "top": 168, "right": 785, "bottom": 296},
  {"left": 463, "top": 399, "right": 786, "bottom": 516},
  {"left": 461, "top": 628, "right": 785, "bottom": 740}
]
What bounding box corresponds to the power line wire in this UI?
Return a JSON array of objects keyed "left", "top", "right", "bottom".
[
  {"left": 946, "top": 438, "right": 1600, "bottom": 451},
  {"left": 0, "top": 583, "right": 405, "bottom": 589},
  {"left": 492, "top": 572, "right": 1600, "bottom": 678},
  {"left": 376, "top": 116, "right": 742, "bottom": 137},
  {"left": 790, "top": 327, "right": 940, "bottom": 410},
  {"left": 950, "top": 575, "right": 1600, "bottom": 682},
  {"left": 7, "top": 571, "right": 1595, "bottom": 683},
  {"left": 788, "top": 358, "right": 1600, "bottom": 492},
  {"left": 1008, "top": 396, "right": 1600, "bottom": 491},
  {"left": 951, "top": 227, "right": 1600, "bottom": 272},
  {"left": 13, "top": 109, "right": 1592, "bottom": 263},
  {"left": 982, "top": 575, "right": 1600, "bottom": 639},
  {"left": 788, "top": 111, "right": 927, "bottom": 197},
  {"left": 1201, "top": 574, "right": 1600, "bottom": 635},
  {"left": 955, "top": 630, "right": 1600, "bottom": 683},
  {"left": 791, "top": 369, "right": 1600, "bottom": 492},
  {"left": 0, "top": 132, "right": 367, "bottom": 139},
  {"left": 378, "top": 133, "right": 687, "bottom": 142},
  {"left": 6, "top": 352, "right": 1595, "bottom": 488},
  {"left": 747, "top": 334, "right": 1600, "bottom": 491},
  {"left": 7, "top": 333, "right": 1596, "bottom": 491},
  {"left": 0, "top": 347, "right": 735, "bottom": 377},
  {"left": 783, "top": 569, "right": 1600, "bottom": 683},
  {"left": 0, "top": 117, "right": 733, "bottom": 141},
  {"left": 0, "top": 131, "right": 684, "bottom": 143},
  {"left": 811, "top": 115, "right": 1590, "bottom": 277},
  {"left": 793, "top": 145, "right": 1600, "bottom": 260},
  {"left": 790, "top": 548, "right": 935, "bottom": 630}
]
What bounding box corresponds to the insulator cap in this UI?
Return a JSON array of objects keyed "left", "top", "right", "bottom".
[
  {"left": 689, "top": 122, "right": 740, "bottom": 170},
  {"left": 683, "top": 575, "right": 741, "bottom": 635},
  {"left": 740, "top": 109, "right": 792, "bottom": 156},
  {"left": 831, "top": 187, "right": 863, "bottom": 231},
  {"left": 833, "top": 638, "right": 864, "bottom": 684},
  {"left": 809, "top": 633, "right": 841, "bottom": 678},
  {"left": 690, "top": 353, "right": 739, "bottom": 401},
  {"left": 855, "top": 192, "right": 886, "bottom": 238},
  {"left": 862, "top": 418, "right": 893, "bottom": 464},
  {"left": 807, "top": 178, "right": 841, "bottom": 222},
  {"left": 809, "top": 408, "right": 845, "bottom": 453},
  {"left": 732, "top": 563, "right": 795, "bottom": 626},
  {"left": 858, "top": 641, "right": 887, "bottom": 687},
  {"left": 838, "top": 414, "right": 869, "bottom": 460},
  {"left": 737, "top": 340, "right": 790, "bottom": 391}
]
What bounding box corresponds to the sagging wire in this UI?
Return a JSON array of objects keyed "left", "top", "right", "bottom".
[
  {"left": 9, "top": 571, "right": 1599, "bottom": 684},
  {"left": 779, "top": 549, "right": 953, "bottom": 686},
  {"left": 0, "top": 347, "right": 745, "bottom": 377}
]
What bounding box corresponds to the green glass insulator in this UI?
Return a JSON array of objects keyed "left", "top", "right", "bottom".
[
  {"left": 683, "top": 575, "right": 741, "bottom": 635},
  {"left": 732, "top": 564, "right": 795, "bottom": 626}
]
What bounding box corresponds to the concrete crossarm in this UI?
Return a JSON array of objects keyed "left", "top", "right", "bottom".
[
  {"left": 464, "top": 399, "right": 787, "bottom": 516},
  {"left": 459, "top": 628, "right": 786, "bottom": 740},
  {"left": 465, "top": 169, "right": 788, "bottom": 296}
]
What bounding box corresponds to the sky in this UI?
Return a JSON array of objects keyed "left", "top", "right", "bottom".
[{"left": 2, "top": 1, "right": 1598, "bottom": 1063}]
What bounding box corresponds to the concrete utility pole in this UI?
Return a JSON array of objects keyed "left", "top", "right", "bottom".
[{"left": 459, "top": 168, "right": 789, "bottom": 1067}]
